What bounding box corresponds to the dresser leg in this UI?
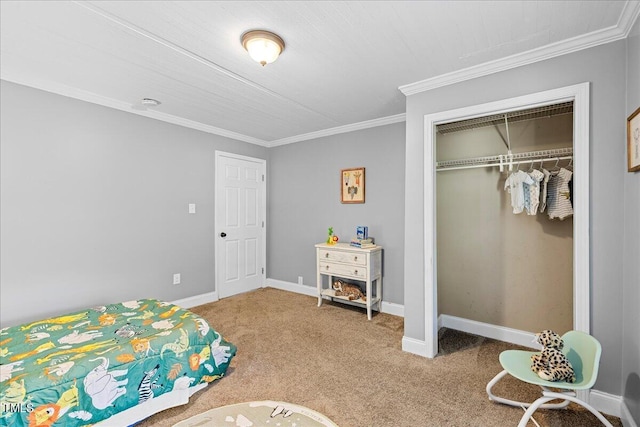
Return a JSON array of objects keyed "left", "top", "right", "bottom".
[{"left": 366, "top": 279, "right": 372, "bottom": 320}]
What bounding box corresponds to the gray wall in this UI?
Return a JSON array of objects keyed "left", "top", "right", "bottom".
[
  {"left": 623, "top": 17, "right": 640, "bottom": 425},
  {"left": 404, "top": 41, "right": 627, "bottom": 395},
  {"left": 267, "top": 123, "right": 405, "bottom": 305},
  {"left": 0, "top": 80, "right": 268, "bottom": 327},
  {"left": 436, "top": 116, "right": 573, "bottom": 334}
]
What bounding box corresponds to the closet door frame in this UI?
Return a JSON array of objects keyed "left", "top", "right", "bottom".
[{"left": 422, "top": 82, "right": 590, "bottom": 359}]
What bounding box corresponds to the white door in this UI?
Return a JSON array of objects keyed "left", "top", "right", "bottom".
[{"left": 215, "top": 151, "right": 266, "bottom": 299}]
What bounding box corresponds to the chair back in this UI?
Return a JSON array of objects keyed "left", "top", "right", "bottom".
[{"left": 561, "top": 330, "right": 602, "bottom": 389}]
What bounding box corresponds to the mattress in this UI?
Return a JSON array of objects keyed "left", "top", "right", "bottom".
[{"left": 0, "top": 299, "right": 236, "bottom": 426}]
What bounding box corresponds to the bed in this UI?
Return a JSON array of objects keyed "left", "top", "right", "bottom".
[{"left": 0, "top": 299, "right": 236, "bottom": 427}]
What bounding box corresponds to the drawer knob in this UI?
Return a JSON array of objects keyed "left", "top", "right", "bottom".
[
  {"left": 354, "top": 270, "right": 358, "bottom": 275},
  {"left": 354, "top": 256, "right": 358, "bottom": 261},
  {"left": 325, "top": 253, "right": 329, "bottom": 258},
  {"left": 326, "top": 265, "right": 330, "bottom": 270}
]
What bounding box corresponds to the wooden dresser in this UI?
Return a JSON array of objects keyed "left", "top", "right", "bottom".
[{"left": 315, "top": 242, "right": 382, "bottom": 320}]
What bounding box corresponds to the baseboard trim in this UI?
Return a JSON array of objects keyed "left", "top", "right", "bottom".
[
  {"left": 402, "top": 336, "right": 428, "bottom": 357},
  {"left": 265, "top": 278, "right": 405, "bottom": 317},
  {"left": 439, "top": 314, "right": 537, "bottom": 349},
  {"left": 621, "top": 398, "right": 638, "bottom": 427},
  {"left": 588, "top": 390, "right": 623, "bottom": 418},
  {"left": 172, "top": 291, "right": 218, "bottom": 309},
  {"left": 381, "top": 301, "right": 404, "bottom": 318},
  {"left": 265, "top": 278, "right": 318, "bottom": 297}
]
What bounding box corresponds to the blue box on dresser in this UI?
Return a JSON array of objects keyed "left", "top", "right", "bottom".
[{"left": 356, "top": 226, "right": 368, "bottom": 240}]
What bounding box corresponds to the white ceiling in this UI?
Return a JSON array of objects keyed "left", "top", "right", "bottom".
[{"left": 1, "top": 1, "right": 639, "bottom": 147}]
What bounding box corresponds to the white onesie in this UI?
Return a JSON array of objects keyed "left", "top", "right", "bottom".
[
  {"left": 504, "top": 170, "right": 534, "bottom": 214},
  {"left": 525, "top": 169, "right": 545, "bottom": 215}
]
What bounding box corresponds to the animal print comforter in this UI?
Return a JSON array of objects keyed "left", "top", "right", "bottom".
[{"left": 0, "top": 299, "right": 236, "bottom": 427}]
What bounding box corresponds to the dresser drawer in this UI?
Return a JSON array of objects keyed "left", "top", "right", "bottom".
[
  {"left": 319, "top": 261, "right": 368, "bottom": 279},
  {"left": 318, "top": 250, "right": 367, "bottom": 266}
]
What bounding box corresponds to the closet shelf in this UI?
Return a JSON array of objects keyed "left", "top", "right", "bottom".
[
  {"left": 436, "top": 147, "right": 573, "bottom": 171},
  {"left": 436, "top": 102, "right": 573, "bottom": 134}
]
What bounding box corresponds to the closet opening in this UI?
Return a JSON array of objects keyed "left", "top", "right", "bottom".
[
  {"left": 437, "top": 101, "right": 574, "bottom": 345},
  {"left": 421, "top": 83, "right": 590, "bottom": 360}
]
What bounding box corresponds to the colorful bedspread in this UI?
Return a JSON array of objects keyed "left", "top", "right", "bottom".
[{"left": 0, "top": 299, "right": 236, "bottom": 427}]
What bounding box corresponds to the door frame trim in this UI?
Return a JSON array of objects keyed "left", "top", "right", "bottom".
[
  {"left": 214, "top": 150, "right": 267, "bottom": 298},
  {"left": 422, "top": 82, "right": 590, "bottom": 358}
]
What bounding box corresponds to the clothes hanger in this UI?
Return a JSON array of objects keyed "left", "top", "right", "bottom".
[{"left": 528, "top": 160, "right": 535, "bottom": 172}]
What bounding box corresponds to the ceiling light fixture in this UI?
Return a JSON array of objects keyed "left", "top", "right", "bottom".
[{"left": 241, "top": 30, "right": 285, "bottom": 66}]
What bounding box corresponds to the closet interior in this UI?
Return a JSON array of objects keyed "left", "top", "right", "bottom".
[{"left": 435, "top": 102, "right": 574, "bottom": 336}]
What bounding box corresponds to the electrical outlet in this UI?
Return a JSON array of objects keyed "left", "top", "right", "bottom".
[
  {"left": 298, "top": 276, "right": 303, "bottom": 285},
  {"left": 188, "top": 203, "right": 196, "bottom": 214},
  {"left": 173, "top": 273, "right": 181, "bottom": 285}
]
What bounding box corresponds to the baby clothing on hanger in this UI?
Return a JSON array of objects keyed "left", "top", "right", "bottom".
[
  {"left": 504, "top": 170, "right": 534, "bottom": 214},
  {"left": 539, "top": 168, "right": 551, "bottom": 213},
  {"left": 546, "top": 167, "right": 574, "bottom": 220},
  {"left": 525, "top": 169, "right": 545, "bottom": 215}
]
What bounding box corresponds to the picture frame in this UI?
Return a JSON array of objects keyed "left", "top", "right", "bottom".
[
  {"left": 341, "top": 167, "right": 365, "bottom": 203},
  {"left": 628, "top": 107, "right": 640, "bottom": 172}
]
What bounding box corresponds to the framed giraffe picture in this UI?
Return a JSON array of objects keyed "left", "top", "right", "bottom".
[
  {"left": 628, "top": 107, "right": 640, "bottom": 172},
  {"left": 341, "top": 167, "right": 365, "bottom": 203}
]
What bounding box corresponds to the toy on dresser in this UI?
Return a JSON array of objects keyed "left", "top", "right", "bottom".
[
  {"left": 332, "top": 280, "right": 366, "bottom": 301},
  {"left": 326, "top": 227, "right": 339, "bottom": 245},
  {"left": 530, "top": 330, "right": 576, "bottom": 383}
]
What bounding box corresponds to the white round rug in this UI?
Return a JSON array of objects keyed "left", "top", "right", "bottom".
[{"left": 173, "top": 400, "right": 338, "bottom": 427}]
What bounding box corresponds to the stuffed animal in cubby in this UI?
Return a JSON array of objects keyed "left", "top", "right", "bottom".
[
  {"left": 332, "top": 280, "right": 366, "bottom": 301},
  {"left": 530, "top": 330, "right": 576, "bottom": 383}
]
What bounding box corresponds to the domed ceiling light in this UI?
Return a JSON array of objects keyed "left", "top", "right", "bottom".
[{"left": 241, "top": 30, "right": 285, "bottom": 66}]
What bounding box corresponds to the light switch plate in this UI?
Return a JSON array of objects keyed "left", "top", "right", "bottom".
[{"left": 188, "top": 203, "right": 196, "bottom": 214}]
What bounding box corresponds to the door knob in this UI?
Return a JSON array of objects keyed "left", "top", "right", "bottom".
[{"left": 220, "top": 232, "right": 227, "bottom": 238}]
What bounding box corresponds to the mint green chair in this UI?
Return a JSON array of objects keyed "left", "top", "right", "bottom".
[{"left": 486, "top": 330, "right": 613, "bottom": 427}]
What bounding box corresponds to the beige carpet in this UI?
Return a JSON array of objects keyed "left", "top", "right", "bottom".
[{"left": 136, "top": 288, "right": 621, "bottom": 427}]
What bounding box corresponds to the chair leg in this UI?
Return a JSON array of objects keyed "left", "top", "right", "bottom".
[
  {"left": 518, "top": 391, "right": 614, "bottom": 427},
  {"left": 486, "top": 370, "right": 570, "bottom": 409},
  {"left": 518, "top": 396, "right": 556, "bottom": 427}
]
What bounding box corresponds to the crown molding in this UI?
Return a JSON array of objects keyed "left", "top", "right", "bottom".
[
  {"left": 620, "top": 0, "right": 640, "bottom": 38},
  {"left": 0, "top": 73, "right": 269, "bottom": 147},
  {"left": 399, "top": 1, "right": 640, "bottom": 96},
  {"left": 268, "top": 113, "right": 406, "bottom": 147},
  {"left": 1, "top": 71, "right": 405, "bottom": 147}
]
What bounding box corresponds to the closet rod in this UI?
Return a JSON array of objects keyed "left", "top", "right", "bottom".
[{"left": 436, "top": 155, "right": 572, "bottom": 172}]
